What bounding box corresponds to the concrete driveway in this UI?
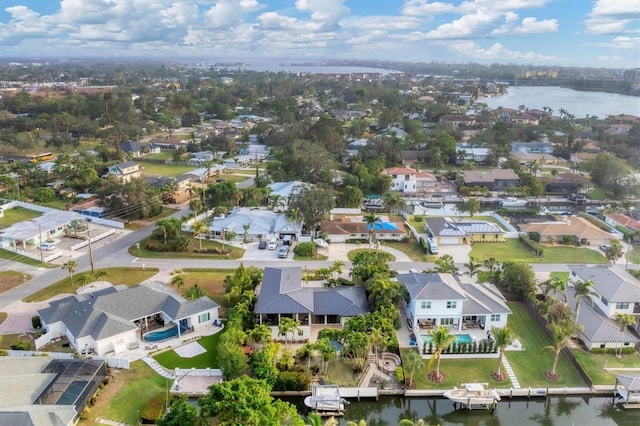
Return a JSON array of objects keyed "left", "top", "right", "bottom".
[{"left": 435, "top": 244, "right": 472, "bottom": 263}]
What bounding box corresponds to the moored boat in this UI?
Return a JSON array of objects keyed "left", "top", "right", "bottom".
[
  {"left": 499, "top": 197, "right": 528, "bottom": 207},
  {"left": 443, "top": 383, "right": 501, "bottom": 410}
]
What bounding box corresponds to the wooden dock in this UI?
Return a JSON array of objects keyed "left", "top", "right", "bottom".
[{"left": 339, "top": 387, "right": 379, "bottom": 400}]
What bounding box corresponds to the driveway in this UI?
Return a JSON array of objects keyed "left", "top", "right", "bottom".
[{"left": 436, "top": 244, "right": 472, "bottom": 263}]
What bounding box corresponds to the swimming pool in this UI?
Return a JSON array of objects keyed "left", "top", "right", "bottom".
[
  {"left": 143, "top": 325, "right": 187, "bottom": 343},
  {"left": 421, "top": 333, "right": 473, "bottom": 345}
]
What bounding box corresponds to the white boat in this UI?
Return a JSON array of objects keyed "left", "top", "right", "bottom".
[
  {"left": 313, "top": 238, "right": 329, "bottom": 248},
  {"left": 499, "top": 197, "right": 528, "bottom": 207},
  {"left": 443, "top": 383, "right": 501, "bottom": 409},
  {"left": 304, "top": 385, "right": 349, "bottom": 415}
]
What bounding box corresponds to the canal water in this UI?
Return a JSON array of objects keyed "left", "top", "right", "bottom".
[{"left": 284, "top": 395, "right": 639, "bottom": 426}]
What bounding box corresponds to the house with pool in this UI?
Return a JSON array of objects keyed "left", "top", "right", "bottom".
[
  {"left": 37, "top": 284, "right": 219, "bottom": 356},
  {"left": 396, "top": 272, "right": 511, "bottom": 348}
]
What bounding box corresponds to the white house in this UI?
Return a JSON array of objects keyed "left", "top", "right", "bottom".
[
  {"left": 569, "top": 265, "right": 640, "bottom": 350},
  {"left": 267, "top": 181, "right": 311, "bottom": 211},
  {"left": 384, "top": 167, "right": 417, "bottom": 193},
  {"left": 209, "top": 207, "right": 300, "bottom": 241},
  {"left": 38, "top": 284, "right": 219, "bottom": 356},
  {"left": 104, "top": 161, "right": 141, "bottom": 183},
  {"left": 397, "top": 272, "right": 511, "bottom": 347}
]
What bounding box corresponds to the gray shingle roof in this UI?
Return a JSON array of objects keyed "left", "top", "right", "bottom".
[
  {"left": 616, "top": 374, "right": 640, "bottom": 391},
  {"left": 459, "top": 283, "right": 511, "bottom": 316},
  {"left": 256, "top": 267, "right": 368, "bottom": 317},
  {"left": 570, "top": 265, "right": 640, "bottom": 303},
  {"left": 396, "top": 273, "right": 467, "bottom": 300},
  {"left": 38, "top": 285, "right": 218, "bottom": 341}
]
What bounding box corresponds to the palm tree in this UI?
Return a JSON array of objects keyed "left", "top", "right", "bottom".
[
  {"left": 331, "top": 260, "right": 344, "bottom": 280},
  {"left": 189, "top": 198, "right": 203, "bottom": 216},
  {"left": 402, "top": 349, "right": 423, "bottom": 389},
  {"left": 242, "top": 223, "right": 250, "bottom": 244},
  {"left": 345, "top": 420, "right": 368, "bottom": 426},
  {"left": 185, "top": 283, "right": 204, "bottom": 300},
  {"left": 464, "top": 256, "right": 482, "bottom": 279},
  {"left": 428, "top": 326, "right": 456, "bottom": 382},
  {"left": 605, "top": 240, "right": 624, "bottom": 264},
  {"left": 614, "top": 313, "right": 636, "bottom": 358},
  {"left": 540, "top": 321, "right": 580, "bottom": 379},
  {"left": 170, "top": 274, "right": 184, "bottom": 289},
  {"left": 572, "top": 280, "right": 596, "bottom": 323},
  {"left": 289, "top": 207, "right": 300, "bottom": 239},
  {"left": 382, "top": 191, "right": 406, "bottom": 216},
  {"left": 278, "top": 317, "right": 301, "bottom": 350},
  {"left": 483, "top": 257, "right": 499, "bottom": 280},
  {"left": 491, "top": 325, "right": 518, "bottom": 381},
  {"left": 191, "top": 220, "right": 209, "bottom": 251},
  {"left": 363, "top": 213, "right": 381, "bottom": 251},
  {"left": 544, "top": 275, "right": 568, "bottom": 303},
  {"left": 62, "top": 259, "right": 78, "bottom": 285},
  {"left": 249, "top": 324, "right": 272, "bottom": 350},
  {"left": 435, "top": 254, "right": 457, "bottom": 273}
]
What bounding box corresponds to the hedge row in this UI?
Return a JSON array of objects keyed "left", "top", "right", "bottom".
[
  {"left": 519, "top": 234, "right": 544, "bottom": 256},
  {"left": 423, "top": 340, "right": 497, "bottom": 355}
]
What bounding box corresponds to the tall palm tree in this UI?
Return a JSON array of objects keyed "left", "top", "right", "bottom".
[
  {"left": 62, "top": 259, "right": 78, "bottom": 285},
  {"left": 363, "top": 213, "right": 381, "bottom": 251},
  {"left": 402, "top": 349, "right": 423, "bottom": 389},
  {"left": 278, "top": 317, "right": 301, "bottom": 350},
  {"left": 435, "top": 254, "right": 457, "bottom": 273},
  {"left": 491, "top": 325, "right": 518, "bottom": 381},
  {"left": 242, "top": 223, "right": 250, "bottom": 244},
  {"left": 614, "top": 313, "right": 636, "bottom": 358},
  {"left": 191, "top": 220, "right": 209, "bottom": 251},
  {"left": 540, "top": 321, "right": 581, "bottom": 379},
  {"left": 544, "top": 275, "right": 568, "bottom": 303},
  {"left": 464, "top": 256, "right": 482, "bottom": 279},
  {"left": 289, "top": 207, "right": 300, "bottom": 239},
  {"left": 170, "top": 274, "right": 184, "bottom": 289},
  {"left": 483, "top": 257, "right": 499, "bottom": 280},
  {"left": 428, "top": 326, "right": 456, "bottom": 382},
  {"left": 331, "top": 260, "right": 345, "bottom": 280},
  {"left": 572, "top": 280, "right": 596, "bottom": 323}
]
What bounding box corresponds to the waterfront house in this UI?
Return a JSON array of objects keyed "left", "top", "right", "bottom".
[
  {"left": 320, "top": 217, "right": 407, "bottom": 243},
  {"left": 519, "top": 216, "right": 613, "bottom": 246},
  {"left": 462, "top": 169, "right": 520, "bottom": 191},
  {"left": 425, "top": 217, "right": 505, "bottom": 245},
  {"left": 545, "top": 173, "right": 594, "bottom": 194}
]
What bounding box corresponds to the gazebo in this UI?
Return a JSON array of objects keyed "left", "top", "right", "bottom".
[{"left": 614, "top": 374, "right": 640, "bottom": 406}]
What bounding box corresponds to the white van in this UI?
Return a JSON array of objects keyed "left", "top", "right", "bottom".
[
  {"left": 267, "top": 238, "right": 278, "bottom": 250},
  {"left": 427, "top": 238, "right": 439, "bottom": 255}
]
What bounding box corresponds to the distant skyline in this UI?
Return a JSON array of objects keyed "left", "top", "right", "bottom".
[{"left": 0, "top": 1, "right": 638, "bottom": 68}]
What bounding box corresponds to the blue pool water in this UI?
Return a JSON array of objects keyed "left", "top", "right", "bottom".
[
  {"left": 421, "top": 333, "right": 473, "bottom": 345},
  {"left": 143, "top": 325, "right": 187, "bottom": 342}
]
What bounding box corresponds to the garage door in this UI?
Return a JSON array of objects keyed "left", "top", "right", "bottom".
[{"left": 439, "top": 236, "right": 461, "bottom": 245}]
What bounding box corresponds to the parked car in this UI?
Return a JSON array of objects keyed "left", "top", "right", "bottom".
[
  {"left": 38, "top": 241, "right": 56, "bottom": 251},
  {"left": 599, "top": 244, "right": 611, "bottom": 252},
  {"left": 278, "top": 245, "right": 290, "bottom": 258},
  {"left": 258, "top": 240, "right": 267, "bottom": 250},
  {"left": 267, "top": 238, "right": 278, "bottom": 250}
]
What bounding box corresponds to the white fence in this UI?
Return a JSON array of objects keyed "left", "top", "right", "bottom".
[
  {"left": 92, "top": 356, "right": 130, "bottom": 369},
  {"left": 3, "top": 246, "right": 62, "bottom": 262},
  {"left": 86, "top": 216, "right": 125, "bottom": 229},
  {"left": 4, "top": 349, "right": 74, "bottom": 359},
  {"left": 70, "top": 229, "right": 116, "bottom": 251},
  {"left": 35, "top": 331, "right": 66, "bottom": 349},
  {"left": 181, "top": 209, "right": 215, "bottom": 232}
]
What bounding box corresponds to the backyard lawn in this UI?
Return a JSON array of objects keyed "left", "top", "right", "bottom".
[
  {"left": 0, "top": 332, "right": 37, "bottom": 350},
  {"left": 400, "top": 348, "right": 512, "bottom": 390},
  {"left": 324, "top": 360, "right": 360, "bottom": 387},
  {"left": 23, "top": 267, "right": 159, "bottom": 302},
  {"left": 470, "top": 239, "right": 608, "bottom": 264},
  {"left": 80, "top": 361, "right": 169, "bottom": 426},
  {"left": 130, "top": 236, "right": 244, "bottom": 260},
  {"left": 0, "top": 206, "right": 42, "bottom": 227},
  {"left": 571, "top": 348, "right": 640, "bottom": 386},
  {"left": 382, "top": 239, "right": 435, "bottom": 262},
  {"left": 0, "top": 271, "right": 30, "bottom": 293},
  {"left": 172, "top": 268, "right": 233, "bottom": 308},
  {"left": 505, "top": 302, "right": 586, "bottom": 388},
  {"left": 629, "top": 246, "right": 640, "bottom": 265},
  {"left": 139, "top": 162, "right": 199, "bottom": 177},
  {"left": 153, "top": 331, "right": 224, "bottom": 369}
]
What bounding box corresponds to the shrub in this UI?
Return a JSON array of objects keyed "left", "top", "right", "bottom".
[
  {"left": 274, "top": 371, "right": 312, "bottom": 391},
  {"left": 629, "top": 269, "right": 640, "bottom": 280},
  {"left": 562, "top": 235, "right": 574, "bottom": 245},
  {"left": 413, "top": 215, "right": 423, "bottom": 223},
  {"left": 0, "top": 350, "right": 7, "bottom": 356},
  {"left": 140, "top": 394, "right": 165, "bottom": 423},
  {"left": 519, "top": 234, "right": 543, "bottom": 256},
  {"left": 293, "top": 242, "right": 316, "bottom": 257},
  {"left": 10, "top": 340, "right": 31, "bottom": 351},
  {"left": 395, "top": 366, "right": 404, "bottom": 383},
  {"left": 31, "top": 316, "right": 42, "bottom": 329}
]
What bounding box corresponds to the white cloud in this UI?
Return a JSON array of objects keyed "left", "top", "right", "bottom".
[
  {"left": 204, "top": 0, "right": 264, "bottom": 29},
  {"left": 341, "top": 15, "right": 423, "bottom": 32},
  {"left": 585, "top": 0, "right": 639, "bottom": 35},
  {"left": 493, "top": 16, "right": 558, "bottom": 35},
  {"left": 295, "top": 0, "right": 349, "bottom": 23},
  {"left": 425, "top": 10, "right": 501, "bottom": 39},
  {"left": 402, "top": 0, "right": 549, "bottom": 16},
  {"left": 448, "top": 40, "right": 560, "bottom": 62},
  {"left": 596, "top": 55, "right": 623, "bottom": 62}
]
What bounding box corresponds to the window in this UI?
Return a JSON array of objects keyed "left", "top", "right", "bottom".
[
  {"left": 198, "top": 312, "right": 210, "bottom": 324},
  {"left": 490, "top": 314, "right": 501, "bottom": 322},
  {"left": 446, "top": 301, "right": 457, "bottom": 309},
  {"left": 495, "top": 234, "right": 499, "bottom": 239},
  {"left": 616, "top": 302, "right": 629, "bottom": 309},
  {"left": 441, "top": 318, "right": 454, "bottom": 325},
  {"left": 601, "top": 295, "right": 609, "bottom": 306},
  {"left": 421, "top": 301, "right": 431, "bottom": 309},
  {"left": 481, "top": 234, "right": 486, "bottom": 239}
]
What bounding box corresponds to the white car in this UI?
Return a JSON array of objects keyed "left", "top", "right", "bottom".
[
  {"left": 38, "top": 241, "right": 56, "bottom": 251},
  {"left": 313, "top": 238, "right": 329, "bottom": 248},
  {"left": 267, "top": 239, "right": 278, "bottom": 250}
]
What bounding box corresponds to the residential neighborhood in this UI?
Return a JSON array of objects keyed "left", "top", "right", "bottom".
[{"left": 0, "top": 60, "right": 639, "bottom": 425}]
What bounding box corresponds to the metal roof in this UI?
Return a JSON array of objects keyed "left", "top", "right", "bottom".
[
  {"left": 571, "top": 265, "right": 640, "bottom": 303},
  {"left": 616, "top": 374, "right": 640, "bottom": 392},
  {"left": 0, "top": 209, "right": 85, "bottom": 241},
  {"left": 397, "top": 273, "right": 467, "bottom": 301}
]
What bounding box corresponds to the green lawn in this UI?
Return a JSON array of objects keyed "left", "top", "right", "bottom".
[
  {"left": 381, "top": 239, "right": 434, "bottom": 262},
  {"left": 571, "top": 348, "right": 640, "bottom": 386},
  {"left": 144, "top": 152, "right": 174, "bottom": 161},
  {"left": 23, "top": 267, "right": 159, "bottom": 302},
  {"left": 324, "top": 360, "right": 360, "bottom": 387},
  {"left": 293, "top": 254, "right": 329, "bottom": 261},
  {"left": 470, "top": 239, "right": 608, "bottom": 264},
  {"left": 38, "top": 198, "right": 70, "bottom": 210},
  {"left": 586, "top": 188, "right": 607, "bottom": 200},
  {"left": 139, "top": 162, "right": 199, "bottom": 177},
  {"left": 130, "top": 236, "right": 244, "bottom": 260},
  {"left": 400, "top": 348, "right": 512, "bottom": 390},
  {"left": 82, "top": 361, "right": 169, "bottom": 426},
  {"left": 0, "top": 206, "right": 42, "bottom": 228},
  {"left": 505, "top": 302, "right": 586, "bottom": 387},
  {"left": 347, "top": 248, "right": 396, "bottom": 262},
  {"left": 153, "top": 331, "right": 224, "bottom": 369},
  {"left": 171, "top": 268, "right": 233, "bottom": 309},
  {"left": 0, "top": 312, "right": 7, "bottom": 327},
  {"left": 549, "top": 272, "right": 569, "bottom": 283},
  {"left": 0, "top": 270, "right": 30, "bottom": 293},
  {"left": 0, "top": 248, "right": 52, "bottom": 267},
  {"left": 628, "top": 246, "right": 640, "bottom": 265}
]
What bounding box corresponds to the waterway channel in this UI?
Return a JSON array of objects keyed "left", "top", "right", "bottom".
[{"left": 284, "top": 395, "right": 639, "bottom": 426}]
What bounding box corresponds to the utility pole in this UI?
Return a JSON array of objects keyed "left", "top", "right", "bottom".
[
  {"left": 86, "top": 219, "right": 95, "bottom": 275},
  {"left": 38, "top": 224, "right": 43, "bottom": 263}
]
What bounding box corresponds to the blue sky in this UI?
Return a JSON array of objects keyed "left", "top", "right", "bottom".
[{"left": 0, "top": 1, "right": 638, "bottom": 67}]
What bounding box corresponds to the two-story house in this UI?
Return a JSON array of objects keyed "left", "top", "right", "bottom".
[
  {"left": 105, "top": 161, "right": 141, "bottom": 183},
  {"left": 384, "top": 167, "right": 417, "bottom": 193},
  {"left": 462, "top": 169, "right": 520, "bottom": 191},
  {"left": 397, "top": 272, "right": 511, "bottom": 348},
  {"left": 569, "top": 265, "right": 640, "bottom": 350}
]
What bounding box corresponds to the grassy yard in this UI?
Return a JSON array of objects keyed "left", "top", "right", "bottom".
[
  {"left": 38, "top": 198, "right": 70, "bottom": 210},
  {"left": 130, "top": 236, "right": 244, "bottom": 260},
  {"left": 0, "top": 271, "right": 30, "bottom": 293},
  {"left": 144, "top": 152, "right": 174, "bottom": 161},
  {"left": 0, "top": 206, "right": 42, "bottom": 228},
  {"left": 400, "top": 348, "right": 512, "bottom": 390},
  {"left": 324, "top": 360, "right": 360, "bottom": 387},
  {"left": 23, "top": 267, "right": 159, "bottom": 302},
  {"left": 0, "top": 332, "right": 37, "bottom": 350},
  {"left": 0, "top": 312, "right": 6, "bottom": 326},
  {"left": 571, "top": 348, "right": 640, "bottom": 386},
  {"left": 139, "top": 162, "right": 199, "bottom": 177},
  {"left": 586, "top": 188, "right": 608, "bottom": 200},
  {"left": 347, "top": 248, "right": 396, "bottom": 262},
  {"left": 0, "top": 248, "right": 52, "bottom": 267},
  {"left": 80, "top": 361, "right": 169, "bottom": 426},
  {"left": 171, "top": 268, "right": 233, "bottom": 308},
  {"left": 382, "top": 239, "right": 435, "bottom": 262},
  {"left": 124, "top": 207, "right": 178, "bottom": 231},
  {"left": 153, "top": 331, "right": 224, "bottom": 369},
  {"left": 470, "top": 239, "right": 608, "bottom": 264},
  {"left": 628, "top": 246, "right": 640, "bottom": 265},
  {"left": 293, "top": 253, "right": 329, "bottom": 261},
  {"left": 505, "top": 302, "right": 586, "bottom": 387}
]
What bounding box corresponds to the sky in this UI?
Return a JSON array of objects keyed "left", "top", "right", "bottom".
[{"left": 0, "top": 0, "right": 638, "bottom": 68}]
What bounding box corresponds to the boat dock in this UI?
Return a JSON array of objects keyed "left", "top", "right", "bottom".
[{"left": 339, "top": 387, "right": 378, "bottom": 400}]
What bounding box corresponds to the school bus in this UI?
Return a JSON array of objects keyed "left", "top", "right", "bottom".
[{"left": 29, "top": 152, "right": 54, "bottom": 163}]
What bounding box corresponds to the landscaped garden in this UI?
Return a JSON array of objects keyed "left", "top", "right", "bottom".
[
  {"left": 504, "top": 302, "right": 586, "bottom": 387},
  {"left": 571, "top": 347, "right": 640, "bottom": 386},
  {"left": 23, "top": 267, "right": 159, "bottom": 302},
  {"left": 153, "top": 331, "right": 225, "bottom": 369},
  {"left": 130, "top": 235, "right": 244, "bottom": 260},
  {"left": 470, "top": 239, "right": 608, "bottom": 264},
  {"left": 628, "top": 246, "right": 640, "bottom": 265}
]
